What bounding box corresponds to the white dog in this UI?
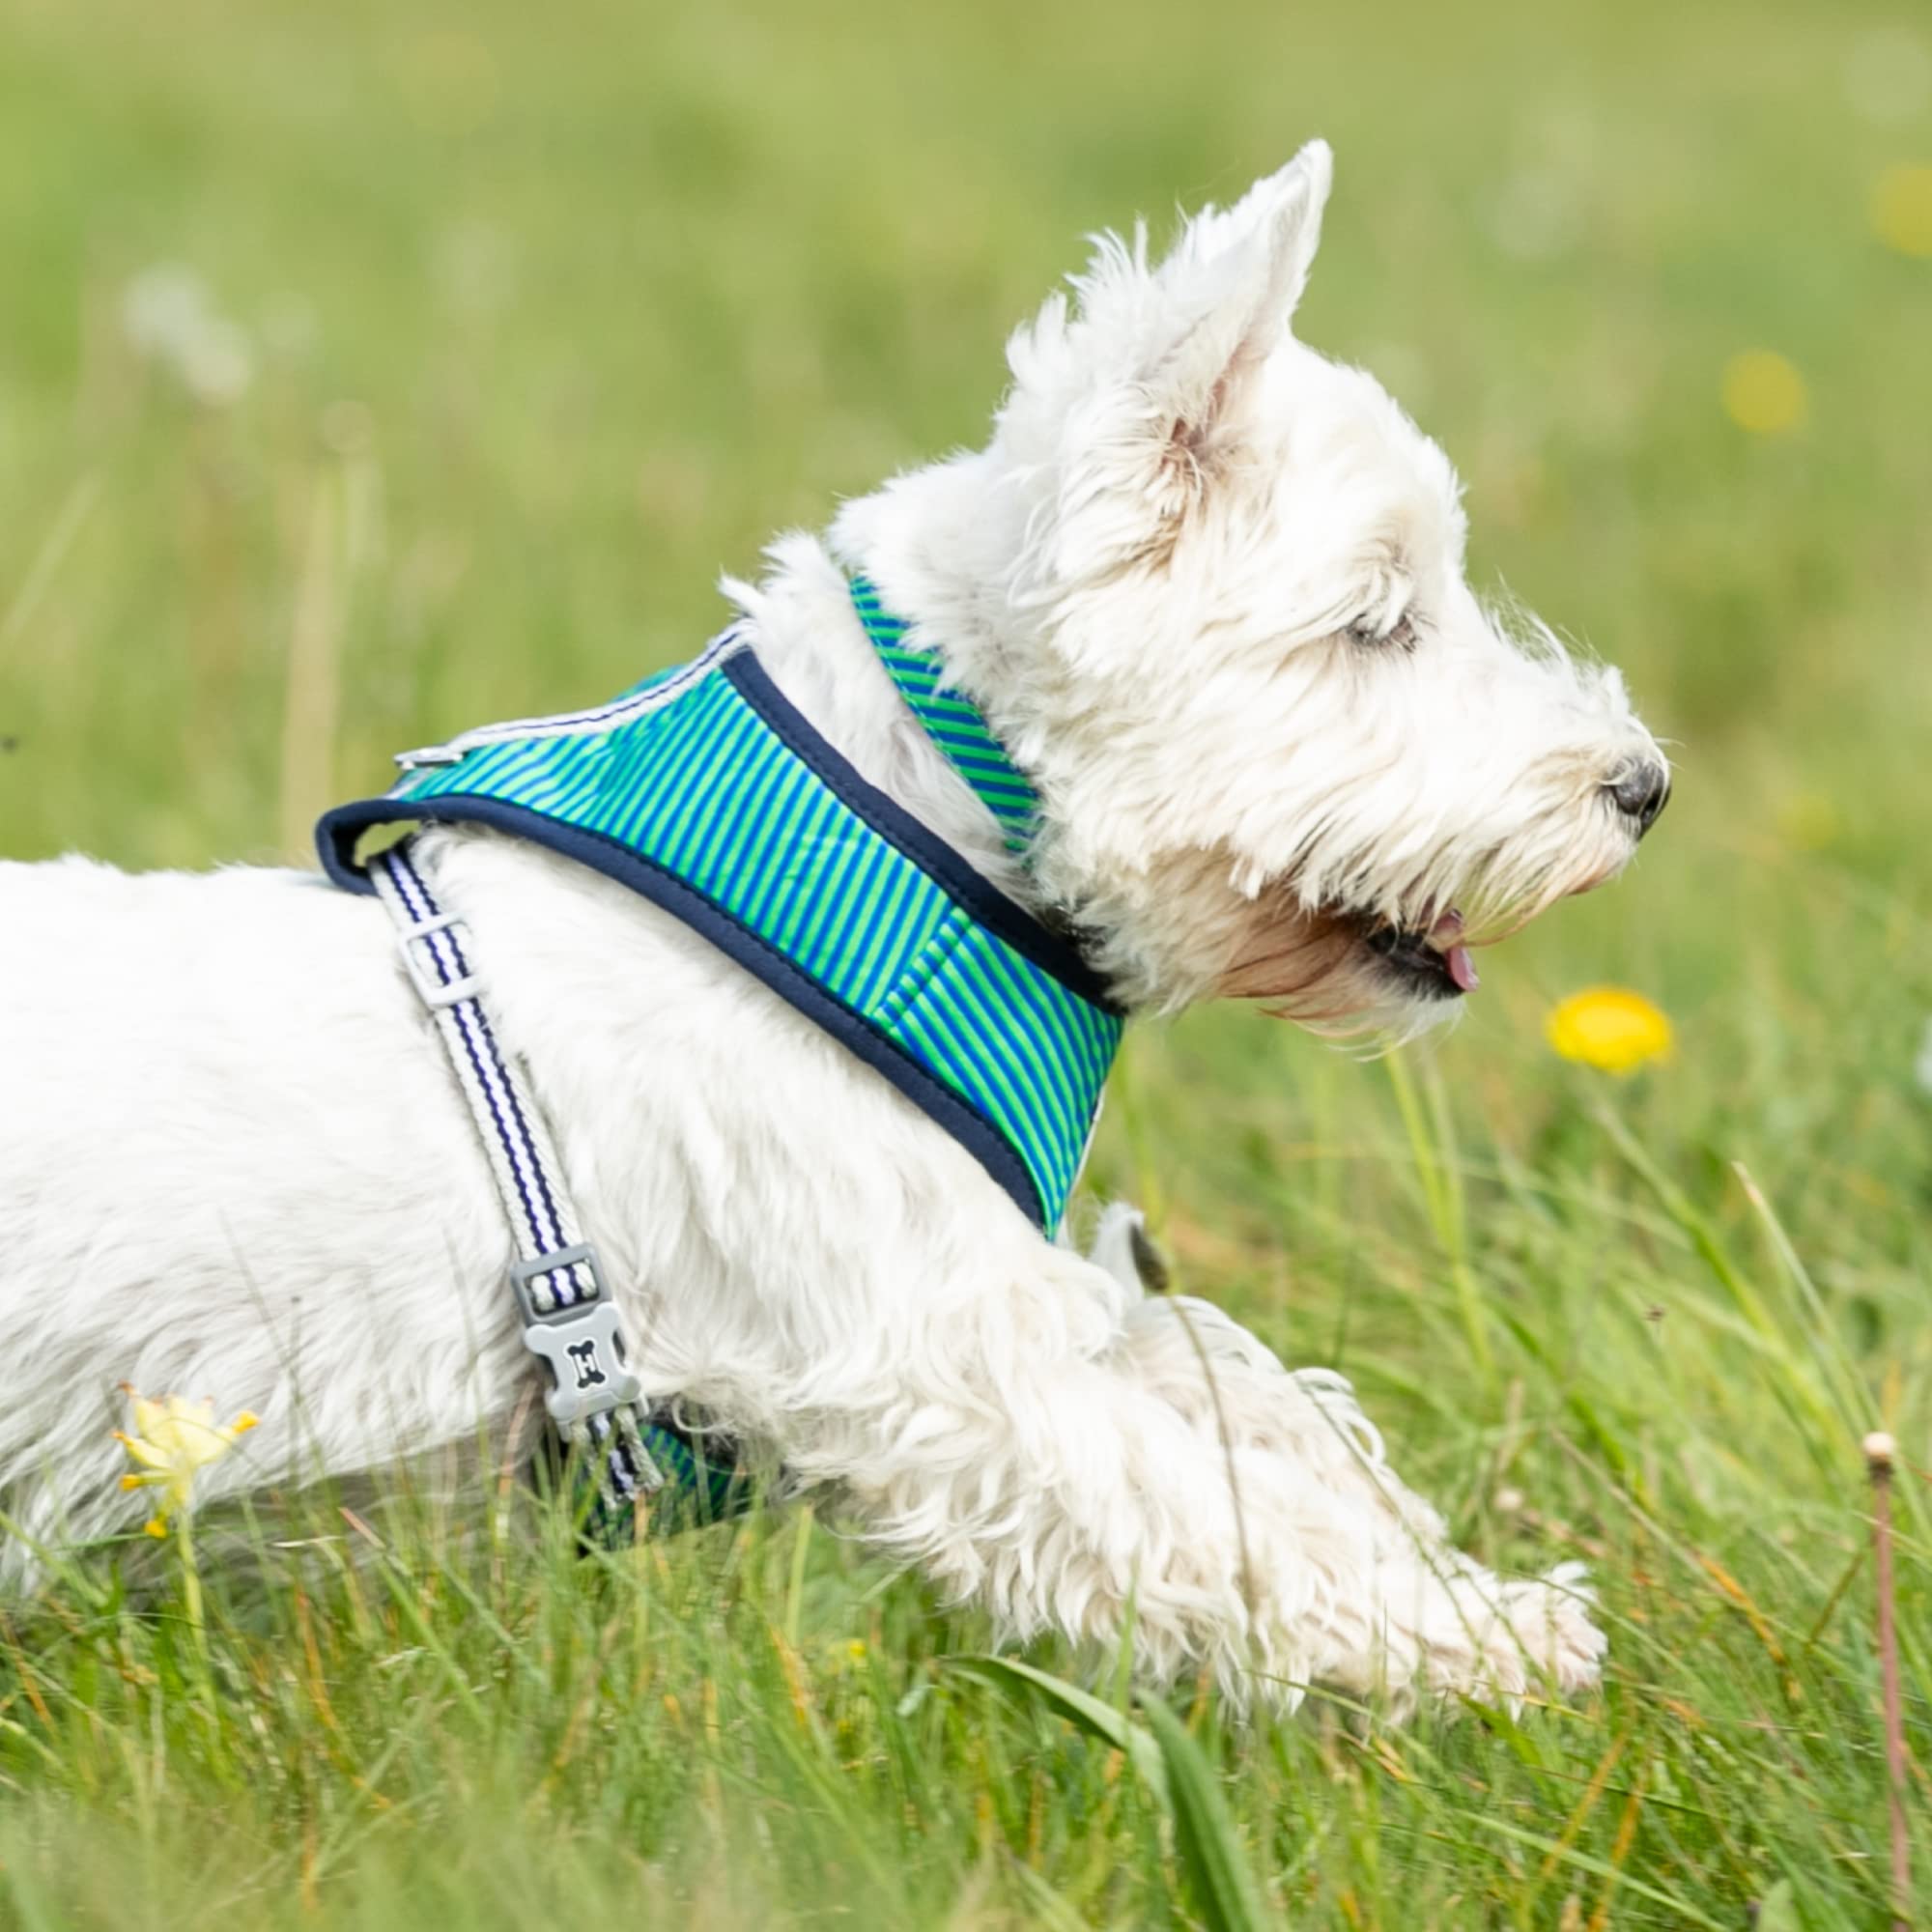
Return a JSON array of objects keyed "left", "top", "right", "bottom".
[{"left": 0, "top": 143, "right": 1665, "bottom": 1713}]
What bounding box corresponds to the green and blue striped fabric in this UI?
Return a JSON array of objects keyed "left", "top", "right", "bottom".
[
  {"left": 320, "top": 624, "right": 1122, "bottom": 1233},
  {"left": 849, "top": 576, "right": 1038, "bottom": 857}
]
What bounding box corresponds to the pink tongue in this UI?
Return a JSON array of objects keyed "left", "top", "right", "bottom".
[{"left": 1446, "top": 944, "right": 1480, "bottom": 992}]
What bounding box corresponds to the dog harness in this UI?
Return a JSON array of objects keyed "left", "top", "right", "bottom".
[{"left": 316, "top": 580, "right": 1123, "bottom": 1528}]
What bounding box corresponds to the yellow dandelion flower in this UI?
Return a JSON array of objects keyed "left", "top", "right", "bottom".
[
  {"left": 1721, "top": 351, "right": 1807, "bottom": 437},
  {"left": 1546, "top": 987, "right": 1673, "bottom": 1075},
  {"left": 114, "top": 1387, "right": 259, "bottom": 1538},
  {"left": 1872, "top": 165, "right": 1932, "bottom": 258}
]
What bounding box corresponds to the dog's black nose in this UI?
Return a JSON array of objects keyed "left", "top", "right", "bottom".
[{"left": 1605, "top": 760, "right": 1670, "bottom": 837}]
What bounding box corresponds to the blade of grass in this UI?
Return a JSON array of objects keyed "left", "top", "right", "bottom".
[
  {"left": 944, "top": 1656, "right": 1170, "bottom": 1812},
  {"left": 1139, "top": 1690, "right": 1269, "bottom": 1932}
]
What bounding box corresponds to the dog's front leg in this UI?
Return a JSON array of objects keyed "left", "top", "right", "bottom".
[
  {"left": 1102, "top": 1252, "right": 1606, "bottom": 1716},
  {"left": 780, "top": 1216, "right": 1602, "bottom": 1716},
  {"left": 779, "top": 1240, "right": 1299, "bottom": 1704}
]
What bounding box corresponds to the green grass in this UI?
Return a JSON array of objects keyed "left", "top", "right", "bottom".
[{"left": 2, "top": 0, "right": 1929, "bottom": 1922}]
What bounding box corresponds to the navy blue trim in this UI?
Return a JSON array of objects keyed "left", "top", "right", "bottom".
[
  {"left": 718, "top": 653, "right": 1121, "bottom": 1016},
  {"left": 317, "top": 642, "right": 1126, "bottom": 1229},
  {"left": 318, "top": 794, "right": 1050, "bottom": 1227}
]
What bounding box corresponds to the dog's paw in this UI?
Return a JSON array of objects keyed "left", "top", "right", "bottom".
[
  {"left": 1415, "top": 1562, "right": 1607, "bottom": 1714},
  {"left": 1501, "top": 1562, "right": 1607, "bottom": 1697}
]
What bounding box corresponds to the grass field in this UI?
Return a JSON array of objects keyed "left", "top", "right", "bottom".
[{"left": 3, "top": 0, "right": 1930, "bottom": 1923}]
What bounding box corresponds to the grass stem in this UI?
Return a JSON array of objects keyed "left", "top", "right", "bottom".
[{"left": 1865, "top": 1432, "right": 1910, "bottom": 1931}]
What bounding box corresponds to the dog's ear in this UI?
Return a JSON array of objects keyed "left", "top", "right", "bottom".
[
  {"left": 1002, "top": 141, "right": 1334, "bottom": 586},
  {"left": 1149, "top": 141, "right": 1333, "bottom": 453}
]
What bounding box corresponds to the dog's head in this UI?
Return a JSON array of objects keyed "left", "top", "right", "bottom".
[{"left": 846, "top": 142, "right": 1667, "bottom": 1033}]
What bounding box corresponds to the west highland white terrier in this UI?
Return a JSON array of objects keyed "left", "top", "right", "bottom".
[{"left": 0, "top": 142, "right": 1667, "bottom": 1712}]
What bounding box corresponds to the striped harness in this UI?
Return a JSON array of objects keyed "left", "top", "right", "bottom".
[{"left": 317, "top": 580, "right": 1123, "bottom": 1529}]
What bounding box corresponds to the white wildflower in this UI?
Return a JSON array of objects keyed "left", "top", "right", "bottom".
[{"left": 120, "top": 264, "right": 255, "bottom": 407}]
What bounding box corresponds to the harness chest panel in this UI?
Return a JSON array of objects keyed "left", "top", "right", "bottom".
[{"left": 319, "top": 637, "right": 1122, "bottom": 1232}]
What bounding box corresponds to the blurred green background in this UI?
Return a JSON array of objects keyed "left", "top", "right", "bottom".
[{"left": 2, "top": 0, "right": 1930, "bottom": 1924}]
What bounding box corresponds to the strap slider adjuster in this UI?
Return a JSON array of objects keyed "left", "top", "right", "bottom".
[{"left": 395, "top": 911, "right": 484, "bottom": 1009}]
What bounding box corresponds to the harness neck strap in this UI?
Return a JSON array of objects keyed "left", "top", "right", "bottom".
[{"left": 849, "top": 576, "right": 1037, "bottom": 859}]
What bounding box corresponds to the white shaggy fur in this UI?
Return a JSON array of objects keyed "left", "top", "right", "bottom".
[{"left": 0, "top": 146, "right": 1661, "bottom": 1713}]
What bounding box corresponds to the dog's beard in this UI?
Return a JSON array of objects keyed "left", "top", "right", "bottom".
[
  {"left": 1216, "top": 895, "right": 1462, "bottom": 1038},
  {"left": 1053, "top": 811, "right": 1634, "bottom": 1030},
  {"left": 1218, "top": 900, "right": 1371, "bottom": 1023},
  {"left": 1212, "top": 847, "right": 1622, "bottom": 1037}
]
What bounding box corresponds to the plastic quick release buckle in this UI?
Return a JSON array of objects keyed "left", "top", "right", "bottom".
[{"left": 511, "top": 1246, "right": 644, "bottom": 1429}]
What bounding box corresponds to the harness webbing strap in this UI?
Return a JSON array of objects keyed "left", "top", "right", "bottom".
[{"left": 370, "top": 839, "right": 663, "bottom": 1533}]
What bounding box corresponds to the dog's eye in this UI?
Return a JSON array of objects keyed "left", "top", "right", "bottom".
[{"left": 1346, "top": 611, "right": 1417, "bottom": 650}]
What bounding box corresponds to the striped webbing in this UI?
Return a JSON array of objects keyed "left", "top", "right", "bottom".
[
  {"left": 848, "top": 576, "right": 1037, "bottom": 858},
  {"left": 370, "top": 840, "right": 663, "bottom": 1540}
]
